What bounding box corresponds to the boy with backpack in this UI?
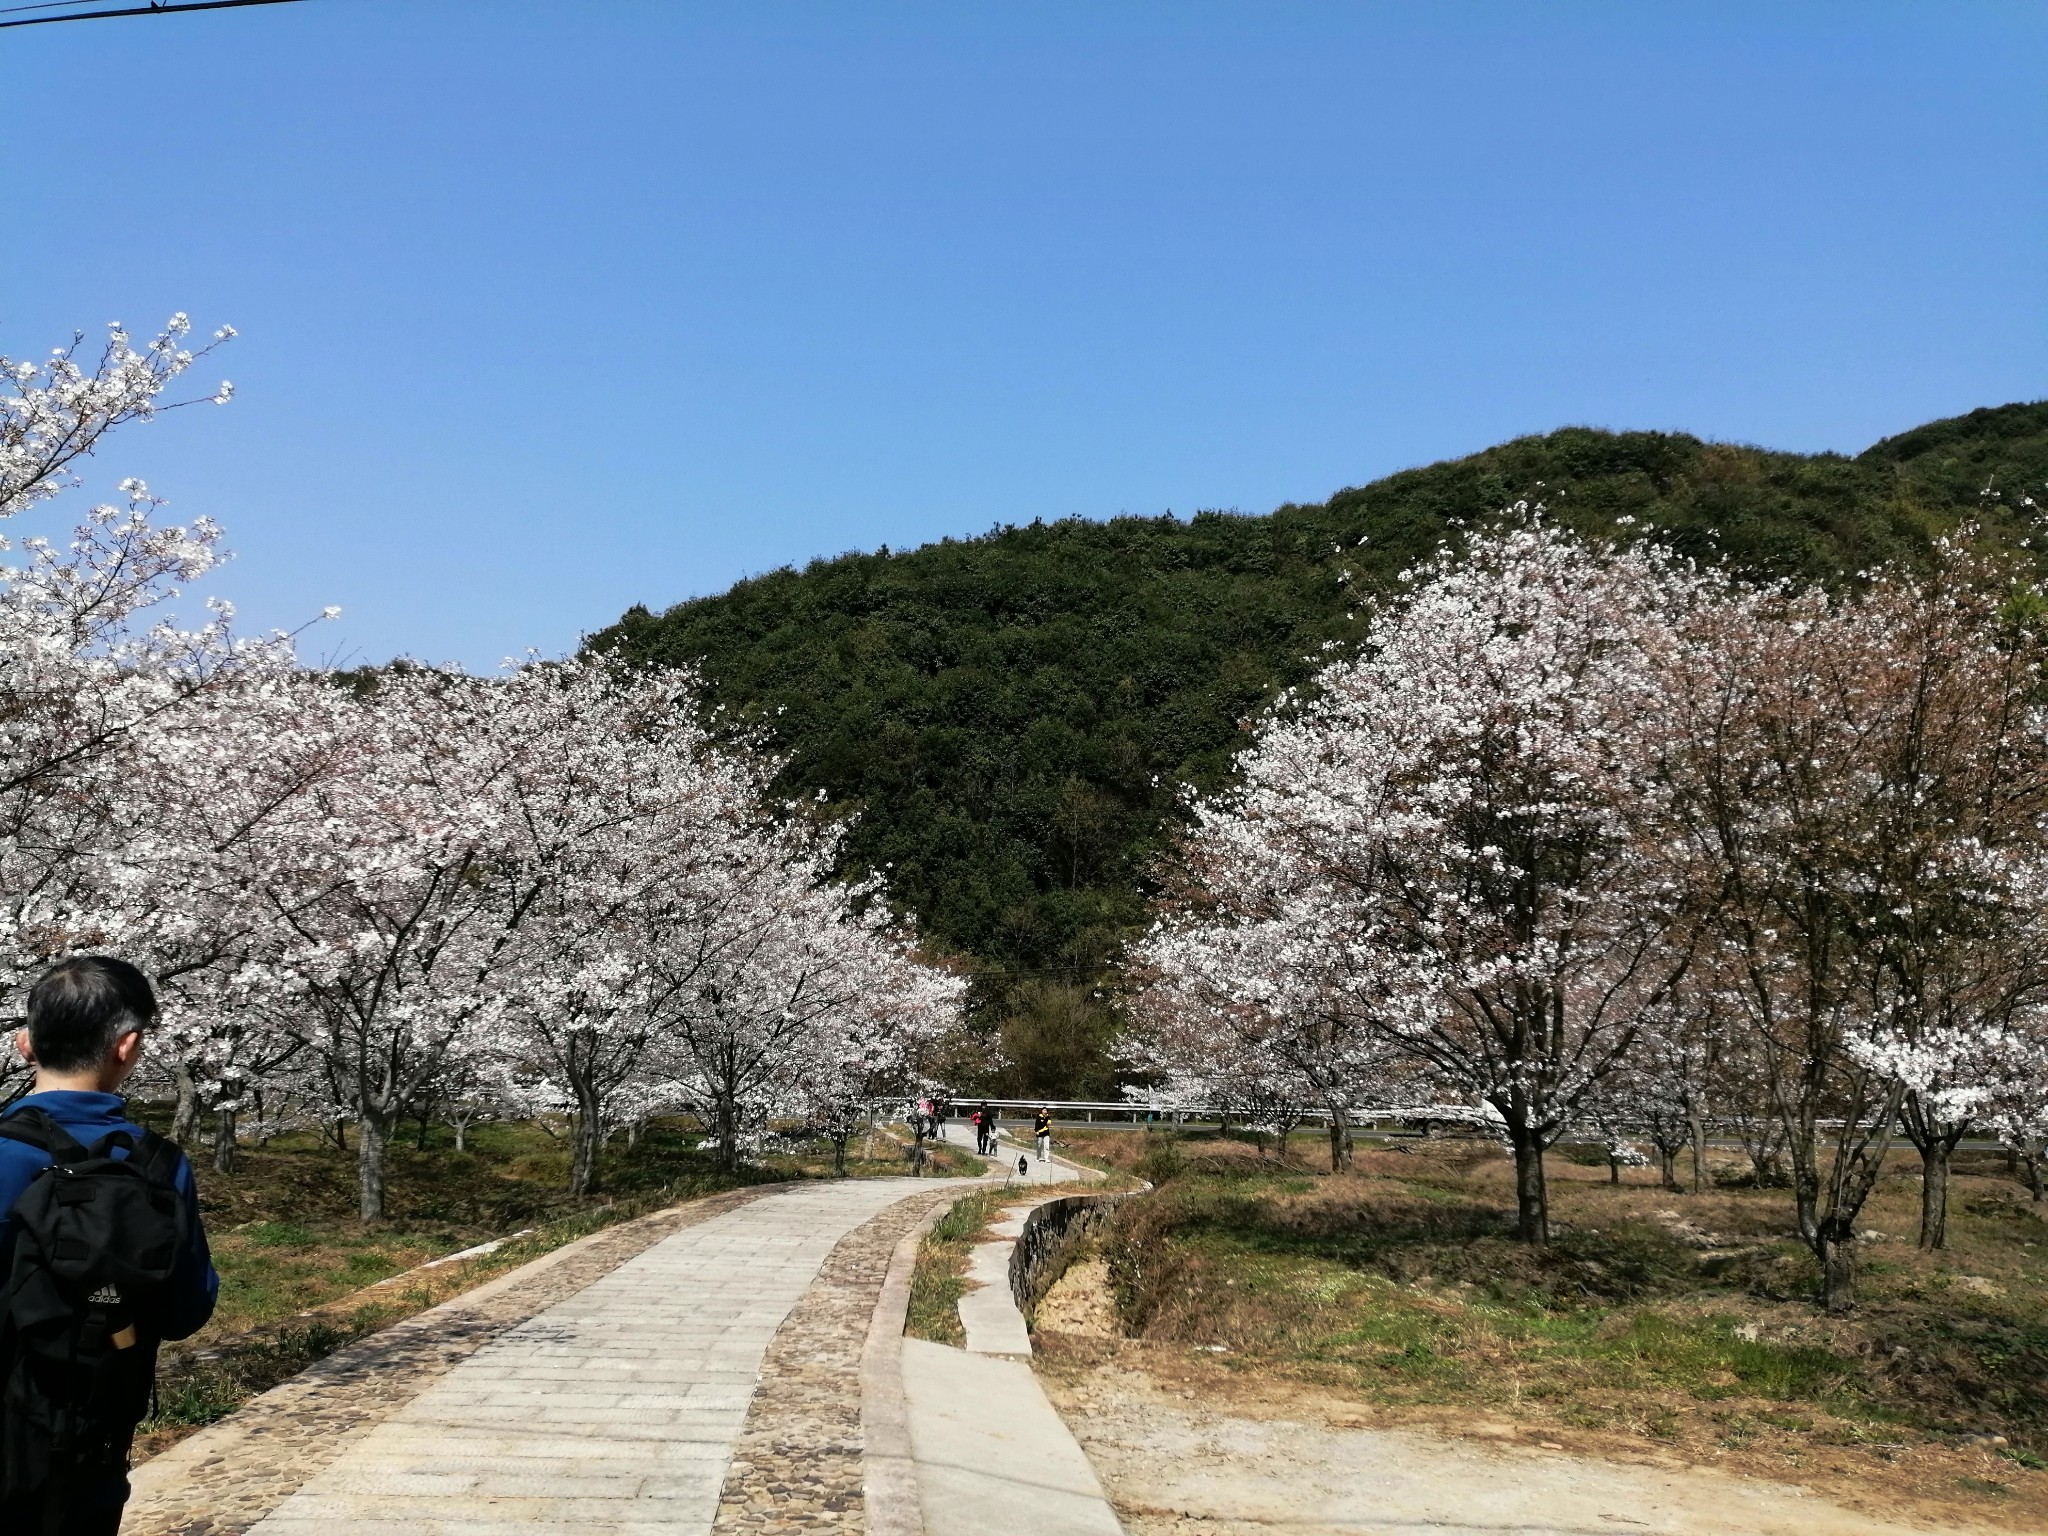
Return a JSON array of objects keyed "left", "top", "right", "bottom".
[{"left": 0, "top": 956, "right": 218, "bottom": 1536}]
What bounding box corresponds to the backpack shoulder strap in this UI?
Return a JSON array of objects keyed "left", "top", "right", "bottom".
[
  {"left": 0, "top": 1106, "right": 90, "bottom": 1165},
  {"left": 127, "top": 1128, "right": 186, "bottom": 1190},
  {"left": 81, "top": 1125, "right": 184, "bottom": 1182}
]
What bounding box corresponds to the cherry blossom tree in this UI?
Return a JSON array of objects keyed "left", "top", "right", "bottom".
[
  {"left": 490, "top": 660, "right": 784, "bottom": 1194},
  {"left": 1130, "top": 902, "right": 1400, "bottom": 1173},
  {"left": 1142, "top": 522, "right": 1709, "bottom": 1240},
  {"left": 794, "top": 944, "right": 960, "bottom": 1175},
  {"left": 1, "top": 314, "right": 233, "bottom": 520},
  {"left": 0, "top": 317, "right": 274, "bottom": 1005},
  {"left": 645, "top": 824, "right": 955, "bottom": 1173},
  {"left": 1840, "top": 553, "right": 2048, "bottom": 1248},
  {"left": 238, "top": 668, "right": 522, "bottom": 1217},
  {"left": 1654, "top": 545, "right": 2048, "bottom": 1302},
  {"left": 0, "top": 313, "right": 967, "bottom": 1217},
  {"left": 1979, "top": 1024, "right": 2048, "bottom": 1201},
  {"left": 0, "top": 315, "right": 338, "bottom": 1119}
]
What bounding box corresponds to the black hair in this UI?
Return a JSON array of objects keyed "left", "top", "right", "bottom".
[{"left": 24, "top": 956, "right": 158, "bottom": 1076}]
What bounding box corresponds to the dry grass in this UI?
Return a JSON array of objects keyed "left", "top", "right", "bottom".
[
  {"left": 1049, "top": 1127, "right": 2048, "bottom": 1531},
  {"left": 905, "top": 1187, "right": 1018, "bottom": 1346},
  {"left": 903, "top": 1174, "right": 1117, "bottom": 1345}
]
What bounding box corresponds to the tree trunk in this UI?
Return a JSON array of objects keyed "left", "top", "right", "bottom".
[
  {"left": 1509, "top": 1126, "right": 1550, "bottom": 1244},
  {"left": 1791, "top": 1166, "right": 1820, "bottom": 1250},
  {"left": 1326, "top": 1103, "right": 1352, "bottom": 1174},
  {"left": 171, "top": 1061, "right": 200, "bottom": 1147},
  {"left": 1607, "top": 1154, "right": 1620, "bottom": 1185},
  {"left": 1918, "top": 1139, "right": 1952, "bottom": 1250},
  {"left": 212, "top": 1106, "right": 237, "bottom": 1175},
  {"left": 2028, "top": 1143, "right": 2046, "bottom": 1202},
  {"left": 453, "top": 1117, "right": 468, "bottom": 1154},
  {"left": 569, "top": 1110, "right": 603, "bottom": 1197},
  {"left": 1688, "top": 1107, "right": 1710, "bottom": 1193},
  {"left": 357, "top": 1110, "right": 391, "bottom": 1222},
  {"left": 1816, "top": 1224, "right": 1857, "bottom": 1314},
  {"left": 1657, "top": 1146, "right": 1680, "bottom": 1192},
  {"left": 715, "top": 1095, "right": 740, "bottom": 1174},
  {"left": 832, "top": 1132, "right": 849, "bottom": 1177}
]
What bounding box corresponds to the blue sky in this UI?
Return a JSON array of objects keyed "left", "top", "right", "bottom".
[{"left": 3, "top": 2, "right": 2043, "bottom": 670}]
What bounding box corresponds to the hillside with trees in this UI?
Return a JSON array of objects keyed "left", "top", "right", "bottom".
[{"left": 587, "top": 403, "right": 2048, "bottom": 1095}]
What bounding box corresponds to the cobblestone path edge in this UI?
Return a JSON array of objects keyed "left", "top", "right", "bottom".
[
  {"left": 860, "top": 1197, "right": 957, "bottom": 1536},
  {"left": 708, "top": 1185, "right": 972, "bottom": 1536}
]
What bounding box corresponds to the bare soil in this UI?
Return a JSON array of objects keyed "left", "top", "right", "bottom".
[
  {"left": 1039, "top": 1345, "right": 2011, "bottom": 1536},
  {"left": 1036, "top": 1130, "right": 2048, "bottom": 1534}
]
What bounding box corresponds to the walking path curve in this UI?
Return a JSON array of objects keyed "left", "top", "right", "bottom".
[
  {"left": 125, "top": 1177, "right": 968, "bottom": 1536},
  {"left": 934, "top": 1114, "right": 1094, "bottom": 1183}
]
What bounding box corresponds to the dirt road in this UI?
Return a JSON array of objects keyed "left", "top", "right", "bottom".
[{"left": 1036, "top": 1259, "right": 2009, "bottom": 1536}]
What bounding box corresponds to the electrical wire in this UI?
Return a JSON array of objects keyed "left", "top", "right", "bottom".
[{"left": 1, "top": 0, "right": 305, "bottom": 29}]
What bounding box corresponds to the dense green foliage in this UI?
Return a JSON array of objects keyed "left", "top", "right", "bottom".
[{"left": 588, "top": 403, "right": 2048, "bottom": 1093}]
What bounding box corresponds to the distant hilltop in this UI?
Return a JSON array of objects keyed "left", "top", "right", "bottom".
[{"left": 586, "top": 402, "right": 2048, "bottom": 1094}]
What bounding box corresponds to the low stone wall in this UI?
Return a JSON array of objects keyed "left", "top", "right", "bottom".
[{"left": 1009, "top": 1189, "right": 1139, "bottom": 1313}]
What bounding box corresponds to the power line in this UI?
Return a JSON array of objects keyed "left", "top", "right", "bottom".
[{"left": 0, "top": 0, "right": 305, "bottom": 29}]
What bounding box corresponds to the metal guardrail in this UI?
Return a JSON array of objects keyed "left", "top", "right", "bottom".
[
  {"left": 888, "top": 1098, "right": 1934, "bottom": 1142},
  {"left": 892, "top": 1098, "right": 1498, "bottom": 1131}
]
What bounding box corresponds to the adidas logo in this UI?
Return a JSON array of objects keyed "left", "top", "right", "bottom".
[{"left": 86, "top": 1285, "right": 121, "bottom": 1306}]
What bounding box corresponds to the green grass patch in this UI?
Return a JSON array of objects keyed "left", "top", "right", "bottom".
[
  {"left": 1091, "top": 1138, "right": 2048, "bottom": 1459},
  {"left": 1582, "top": 1313, "right": 1854, "bottom": 1401},
  {"left": 147, "top": 1321, "right": 361, "bottom": 1429},
  {"left": 906, "top": 1188, "right": 1012, "bottom": 1346}
]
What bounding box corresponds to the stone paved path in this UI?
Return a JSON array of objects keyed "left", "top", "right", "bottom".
[
  {"left": 124, "top": 1186, "right": 780, "bottom": 1536},
  {"left": 196, "top": 1178, "right": 948, "bottom": 1536},
  {"left": 710, "top": 1185, "right": 958, "bottom": 1535}
]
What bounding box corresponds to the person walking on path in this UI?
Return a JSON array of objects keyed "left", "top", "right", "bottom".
[
  {"left": 0, "top": 956, "right": 218, "bottom": 1536},
  {"left": 1034, "top": 1106, "right": 1053, "bottom": 1163},
  {"left": 976, "top": 1100, "right": 995, "bottom": 1155}
]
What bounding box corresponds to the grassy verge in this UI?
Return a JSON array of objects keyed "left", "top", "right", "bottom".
[
  {"left": 904, "top": 1174, "right": 1123, "bottom": 1346},
  {"left": 1045, "top": 1127, "right": 2048, "bottom": 1531},
  {"left": 132, "top": 1113, "right": 947, "bottom": 1453},
  {"left": 908, "top": 1138, "right": 992, "bottom": 1178},
  {"left": 905, "top": 1187, "right": 1016, "bottom": 1346}
]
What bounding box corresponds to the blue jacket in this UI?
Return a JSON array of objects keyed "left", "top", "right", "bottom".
[{"left": 0, "top": 1091, "right": 219, "bottom": 1342}]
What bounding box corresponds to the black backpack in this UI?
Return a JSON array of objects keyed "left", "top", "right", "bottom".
[{"left": 0, "top": 1107, "right": 187, "bottom": 1499}]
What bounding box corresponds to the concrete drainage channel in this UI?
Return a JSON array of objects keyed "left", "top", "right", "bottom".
[{"left": 894, "top": 1182, "right": 1146, "bottom": 1536}]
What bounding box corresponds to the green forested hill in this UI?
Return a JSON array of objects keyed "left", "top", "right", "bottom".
[{"left": 587, "top": 402, "right": 2048, "bottom": 1093}]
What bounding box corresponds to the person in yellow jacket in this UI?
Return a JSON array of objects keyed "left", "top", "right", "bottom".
[{"left": 1033, "top": 1107, "right": 1053, "bottom": 1163}]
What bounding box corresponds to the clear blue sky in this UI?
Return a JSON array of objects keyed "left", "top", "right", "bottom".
[{"left": 4, "top": 2, "right": 2043, "bottom": 669}]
